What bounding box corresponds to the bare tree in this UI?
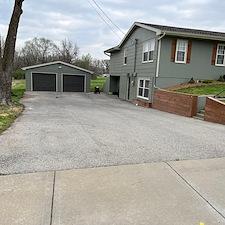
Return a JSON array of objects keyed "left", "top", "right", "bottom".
[
  {"left": 57, "top": 39, "right": 79, "bottom": 63},
  {"left": 0, "top": 0, "right": 24, "bottom": 105},
  {"left": 101, "top": 59, "right": 110, "bottom": 74},
  {"left": 21, "top": 37, "right": 58, "bottom": 66},
  {"left": 74, "top": 54, "right": 92, "bottom": 70}
]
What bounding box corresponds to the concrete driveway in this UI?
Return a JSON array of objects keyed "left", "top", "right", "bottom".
[{"left": 0, "top": 92, "right": 225, "bottom": 174}]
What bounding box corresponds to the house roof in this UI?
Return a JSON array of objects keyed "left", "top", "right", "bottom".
[
  {"left": 105, "top": 22, "right": 225, "bottom": 53},
  {"left": 140, "top": 22, "right": 225, "bottom": 38},
  {"left": 22, "top": 61, "right": 94, "bottom": 74}
]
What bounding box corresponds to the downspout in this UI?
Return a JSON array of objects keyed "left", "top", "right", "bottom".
[
  {"left": 133, "top": 39, "right": 138, "bottom": 73},
  {"left": 150, "top": 32, "right": 166, "bottom": 104},
  {"left": 155, "top": 32, "right": 166, "bottom": 87},
  {"left": 129, "top": 39, "right": 138, "bottom": 101}
]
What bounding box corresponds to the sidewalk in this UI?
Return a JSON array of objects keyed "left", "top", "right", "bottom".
[{"left": 1, "top": 158, "right": 225, "bottom": 225}]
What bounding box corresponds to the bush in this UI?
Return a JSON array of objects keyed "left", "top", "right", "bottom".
[
  {"left": 218, "top": 76, "right": 225, "bottom": 82},
  {"left": 188, "top": 77, "right": 195, "bottom": 84},
  {"left": 13, "top": 69, "right": 25, "bottom": 80},
  {"left": 202, "top": 80, "right": 213, "bottom": 84}
]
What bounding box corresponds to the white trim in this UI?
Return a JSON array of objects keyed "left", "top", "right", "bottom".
[
  {"left": 56, "top": 74, "right": 58, "bottom": 92},
  {"left": 142, "top": 39, "right": 155, "bottom": 63},
  {"left": 135, "top": 22, "right": 162, "bottom": 35},
  {"left": 137, "top": 78, "right": 150, "bottom": 100},
  {"left": 62, "top": 73, "right": 86, "bottom": 92},
  {"left": 22, "top": 61, "right": 94, "bottom": 74},
  {"left": 31, "top": 72, "right": 57, "bottom": 92},
  {"left": 215, "top": 64, "right": 225, "bottom": 67},
  {"left": 156, "top": 39, "right": 162, "bottom": 77},
  {"left": 137, "top": 95, "right": 149, "bottom": 100},
  {"left": 142, "top": 60, "right": 154, "bottom": 64},
  {"left": 105, "top": 22, "right": 162, "bottom": 53},
  {"left": 30, "top": 72, "right": 33, "bottom": 91},
  {"left": 175, "top": 39, "right": 188, "bottom": 64},
  {"left": 119, "top": 23, "right": 161, "bottom": 49},
  {"left": 215, "top": 43, "right": 225, "bottom": 67}
]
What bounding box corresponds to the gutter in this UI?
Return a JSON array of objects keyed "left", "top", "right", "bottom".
[
  {"left": 104, "top": 52, "right": 110, "bottom": 57},
  {"left": 165, "top": 31, "right": 225, "bottom": 42}
]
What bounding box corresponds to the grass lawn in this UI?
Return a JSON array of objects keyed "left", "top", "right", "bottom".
[
  {"left": 90, "top": 76, "right": 107, "bottom": 92},
  {"left": 0, "top": 80, "right": 25, "bottom": 134},
  {"left": 176, "top": 83, "right": 225, "bottom": 96}
]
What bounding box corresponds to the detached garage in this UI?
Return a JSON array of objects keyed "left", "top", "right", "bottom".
[{"left": 22, "top": 61, "right": 94, "bottom": 92}]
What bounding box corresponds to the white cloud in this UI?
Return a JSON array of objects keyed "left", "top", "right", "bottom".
[
  {"left": 1, "top": 0, "right": 225, "bottom": 59},
  {"left": 0, "top": 24, "right": 8, "bottom": 36}
]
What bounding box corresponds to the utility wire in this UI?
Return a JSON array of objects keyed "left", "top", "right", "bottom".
[
  {"left": 90, "top": 0, "right": 125, "bottom": 35},
  {"left": 87, "top": 0, "right": 122, "bottom": 40}
]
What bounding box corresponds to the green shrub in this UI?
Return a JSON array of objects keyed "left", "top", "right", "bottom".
[
  {"left": 13, "top": 69, "right": 25, "bottom": 80},
  {"left": 202, "top": 80, "right": 213, "bottom": 84},
  {"left": 188, "top": 77, "right": 195, "bottom": 84},
  {"left": 218, "top": 76, "right": 225, "bottom": 82}
]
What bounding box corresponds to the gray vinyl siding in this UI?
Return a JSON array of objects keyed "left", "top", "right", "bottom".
[
  {"left": 25, "top": 63, "right": 91, "bottom": 92},
  {"left": 110, "top": 52, "right": 122, "bottom": 76},
  {"left": 109, "top": 27, "right": 157, "bottom": 101},
  {"left": 157, "top": 36, "right": 225, "bottom": 88}
]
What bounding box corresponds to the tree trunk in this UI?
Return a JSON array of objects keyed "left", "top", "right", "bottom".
[{"left": 0, "top": 0, "right": 24, "bottom": 105}]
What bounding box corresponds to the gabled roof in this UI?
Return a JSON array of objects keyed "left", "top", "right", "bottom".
[
  {"left": 105, "top": 22, "right": 225, "bottom": 53},
  {"left": 22, "top": 61, "right": 94, "bottom": 74},
  {"left": 140, "top": 22, "right": 225, "bottom": 39}
]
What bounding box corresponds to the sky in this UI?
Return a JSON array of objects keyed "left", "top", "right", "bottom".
[{"left": 1, "top": 0, "right": 225, "bottom": 59}]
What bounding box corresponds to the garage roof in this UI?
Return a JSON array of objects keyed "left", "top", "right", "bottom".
[{"left": 22, "top": 61, "right": 94, "bottom": 74}]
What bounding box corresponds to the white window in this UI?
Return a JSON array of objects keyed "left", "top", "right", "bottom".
[
  {"left": 142, "top": 40, "right": 155, "bottom": 63},
  {"left": 137, "top": 79, "right": 150, "bottom": 100},
  {"left": 216, "top": 44, "right": 225, "bottom": 66},
  {"left": 175, "top": 39, "right": 188, "bottom": 63},
  {"left": 123, "top": 49, "right": 127, "bottom": 65}
]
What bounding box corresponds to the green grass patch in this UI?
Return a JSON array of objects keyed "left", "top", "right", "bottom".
[
  {"left": 90, "top": 76, "right": 107, "bottom": 92},
  {"left": 12, "top": 80, "right": 26, "bottom": 104},
  {"left": 0, "top": 80, "right": 25, "bottom": 134},
  {"left": 176, "top": 83, "right": 225, "bottom": 96}
]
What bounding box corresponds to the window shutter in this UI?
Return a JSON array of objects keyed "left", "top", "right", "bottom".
[
  {"left": 186, "top": 40, "right": 192, "bottom": 63},
  {"left": 211, "top": 42, "right": 218, "bottom": 65},
  {"left": 171, "top": 39, "right": 177, "bottom": 62}
]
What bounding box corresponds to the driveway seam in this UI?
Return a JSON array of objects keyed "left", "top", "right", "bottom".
[
  {"left": 165, "top": 161, "right": 225, "bottom": 220},
  {"left": 50, "top": 171, "right": 56, "bottom": 225}
]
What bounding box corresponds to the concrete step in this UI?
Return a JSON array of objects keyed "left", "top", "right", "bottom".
[
  {"left": 200, "top": 110, "right": 205, "bottom": 114},
  {"left": 197, "top": 113, "right": 204, "bottom": 118},
  {"left": 193, "top": 116, "right": 204, "bottom": 121},
  {"left": 193, "top": 111, "right": 205, "bottom": 121}
]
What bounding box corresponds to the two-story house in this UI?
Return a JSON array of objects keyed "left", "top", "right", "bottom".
[{"left": 104, "top": 22, "right": 225, "bottom": 103}]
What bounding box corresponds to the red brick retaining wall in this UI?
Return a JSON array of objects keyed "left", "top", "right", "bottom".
[
  {"left": 204, "top": 97, "right": 225, "bottom": 125},
  {"left": 152, "top": 89, "right": 198, "bottom": 117}
]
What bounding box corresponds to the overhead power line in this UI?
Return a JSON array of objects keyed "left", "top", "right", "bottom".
[
  {"left": 90, "top": 0, "right": 125, "bottom": 35},
  {"left": 87, "top": 0, "right": 123, "bottom": 40}
]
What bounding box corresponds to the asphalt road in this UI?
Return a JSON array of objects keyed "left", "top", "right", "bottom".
[{"left": 0, "top": 92, "right": 225, "bottom": 174}]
